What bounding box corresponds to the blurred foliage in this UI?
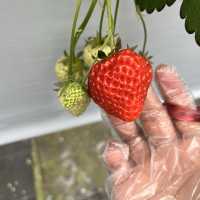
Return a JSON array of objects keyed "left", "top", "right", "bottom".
[
  {"left": 135, "top": 0, "right": 176, "bottom": 13},
  {"left": 135, "top": 0, "right": 200, "bottom": 46},
  {"left": 180, "top": 0, "right": 200, "bottom": 46},
  {"left": 32, "top": 122, "right": 111, "bottom": 200}
]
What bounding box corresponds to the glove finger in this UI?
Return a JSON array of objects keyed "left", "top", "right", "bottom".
[
  {"left": 103, "top": 140, "right": 130, "bottom": 172},
  {"left": 108, "top": 114, "right": 143, "bottom": 142},
  {"left": 140, "top": 87, "right": 177, "bottom": 146},
  {"left": 156, "top": 64, "right": 200, "bottom": 138},
  {"left": 156, "top": 64, "right": 195, "bottom": 108},
  {"left": 103, "top": 140, "right": 137, "bottom": 199},
  {"left": 129, "top": 136, "right": 150, "bottom": 165},
  {"left": 108, "top": 115, "right": 150, "bottom": 164}
]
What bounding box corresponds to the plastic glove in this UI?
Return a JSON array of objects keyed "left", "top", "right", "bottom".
[{"left": 103, "top": 64, "right": 200, "bottom": 200}]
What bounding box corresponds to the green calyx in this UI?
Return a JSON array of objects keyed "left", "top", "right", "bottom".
[
  {"left": 83, "top": 35, "right": 121, "bottom": 67},
  {"left": 58, "top": 82, "right": 90, "bottom": 116}
]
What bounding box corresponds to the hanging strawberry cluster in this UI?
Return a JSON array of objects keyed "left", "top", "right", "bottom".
[
  {"left": 55, "top": 0, "right": 98, "bottom": 116},
  {"left": 55, "top": 0, "right": 121, "bottom": 116},
  {"left": 54, "top": 0, "right": 153, "bottom": 121}
]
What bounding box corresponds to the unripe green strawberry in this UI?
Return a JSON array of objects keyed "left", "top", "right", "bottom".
[
  {"left": 83, "top": 36, "right": 121, "bottom": 67},
  {"left": 83, "top": 43, "right": 112, "bottom": 67},
  {"left": 55, "top": 56, "right": 83, "bottom": 82},
  {"left": 58, "top": 82, "right": 90, "bottom": 116},
  {"left": 55, "top": 56, "right": 69, "bottom": 81}
]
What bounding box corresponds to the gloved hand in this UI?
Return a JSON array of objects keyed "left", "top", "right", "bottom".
[{"left": 103, "top": 64, "right": 200, "bottom": 200}]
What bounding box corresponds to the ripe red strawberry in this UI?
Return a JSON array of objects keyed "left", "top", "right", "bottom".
[{"left": 88, "top": 48, "right": 152, "bottom": 121}]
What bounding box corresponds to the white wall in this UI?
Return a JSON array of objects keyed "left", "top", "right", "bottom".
[{"left": 0, "top": 0, "right": 199, "bottom": 145}]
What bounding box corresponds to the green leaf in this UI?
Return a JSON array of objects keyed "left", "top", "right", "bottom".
[
  {"left": 135, "top": 0, "right": 176, "bottom": 13},
  {"left": 180, "top": 0, "right": 200, "bottom": 46}
]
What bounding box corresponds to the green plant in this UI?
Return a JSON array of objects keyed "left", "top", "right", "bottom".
[
  {"left": 135, "top": 0, "right": 200, "bottom": 46},
  {"left": 55, "top": 0, "right": 200, "bottom": 118}
]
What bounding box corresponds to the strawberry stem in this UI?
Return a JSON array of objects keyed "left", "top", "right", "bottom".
[
  {"left": 69, "top": 0, "right": 82, "bottom": 79},
  {"left": 74, "top": 0, "right": 98, "bottom": 45},
  {"left": 69, "top": 0, "right": 97, "bottom": 80},
  {"left": 136, "top": 5, "right": 147, "bottom": 56},
  {"left": 98, "top": 0, "right": 106, "bottom": 44},
  {"left": 114, "top": 0, "right": 120, "bottom": 33},
  {"left": 105, "top": 0, "right": 115, "bottom": 47},
  {"left": 98, "top": 0, "right": 119, "bottom": 44}
]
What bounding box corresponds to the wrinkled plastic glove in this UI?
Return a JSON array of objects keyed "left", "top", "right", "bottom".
[{"left": 103, "top": 65, "right": 200, "bottom": 200}]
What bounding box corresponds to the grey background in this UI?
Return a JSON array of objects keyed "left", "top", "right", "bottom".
[{"left": 0, "top": 0, "right": 199, "bottom": 145}]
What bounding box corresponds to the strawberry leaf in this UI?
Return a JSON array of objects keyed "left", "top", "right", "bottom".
[
  {"left": 135, "top": 0, "right": 176, "bottom": 13},
  {"left": 180, "top": 0, "right": 200, "bottom": 46}
]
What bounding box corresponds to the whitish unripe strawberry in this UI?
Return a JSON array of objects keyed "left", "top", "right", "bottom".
[{"left": 58, "top": 82, "right": 90, "bottom": 116}]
